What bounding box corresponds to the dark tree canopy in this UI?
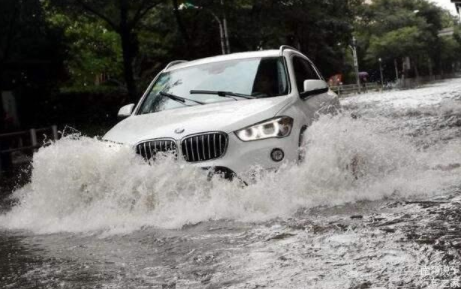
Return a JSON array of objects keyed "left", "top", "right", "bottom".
[{"left": 49, "top": 0, "right": 166, "bottom": 102}]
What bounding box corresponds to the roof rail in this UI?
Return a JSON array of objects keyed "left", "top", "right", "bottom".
[
  {"left": 279, "top": 45, "right": 298, "bottom": 56},
  {"left": 164, "top": 60, "right": 188, "bottom": 70}
]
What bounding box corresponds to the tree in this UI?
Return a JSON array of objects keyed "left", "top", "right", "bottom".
[
  {"left": 46, "top": 13, "right": 124, "bottom": 88},
  {"left": 49, "top": 0, "right": 166, "bottom": 102},
  {"left": 165, "top": 0, "right": 362, "bottom": 78},
  {"left": 357, "top": 0, "right": 454, "bottom": 78},
  {"left": 367, "top": 26, "right": 425, "bottom": 61}
]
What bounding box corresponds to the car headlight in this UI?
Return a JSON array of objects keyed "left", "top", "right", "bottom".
[{"left": 235, "top": 116, "right": 294, "bottom": 142}]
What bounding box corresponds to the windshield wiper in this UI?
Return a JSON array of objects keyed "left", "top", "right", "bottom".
[
  {"left": 190, "top": 90, "right": 256, "bottom": 100},
  {"left": 159, "top": 91, "right": 206, "bottom": 105}
]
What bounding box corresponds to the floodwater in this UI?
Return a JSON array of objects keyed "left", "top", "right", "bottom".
[{"left": 1, "top": 79, "right": 461, "bottom": 288}]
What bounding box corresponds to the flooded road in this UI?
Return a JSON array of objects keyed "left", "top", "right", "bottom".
[{"left": 1, "top": 79, "right": 461, "bottom": 288}]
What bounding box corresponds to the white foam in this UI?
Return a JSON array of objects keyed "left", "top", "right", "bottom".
[{"left": 1, "top": 110, "right": 459, "bottom": 234}]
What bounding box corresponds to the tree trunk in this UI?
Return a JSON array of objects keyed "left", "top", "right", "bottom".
[
  {"left": 119, "top": 0, "right": 137, "bottom": 103},
  {"left": 120, "top": 30, "right": 137, "bottom": 103}
]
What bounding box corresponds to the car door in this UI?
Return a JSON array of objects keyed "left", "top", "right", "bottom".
[{"left": 291, "top": 55, "right": 337, "bottom": 121}]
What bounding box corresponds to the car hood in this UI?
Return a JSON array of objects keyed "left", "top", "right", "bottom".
[{"left": 103, "top": 96, "right": 293, "bottom": 145}]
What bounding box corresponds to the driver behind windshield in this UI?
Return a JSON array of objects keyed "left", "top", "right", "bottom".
[{"left": 251, "top": 59, "right": 280, "bottom": 97}]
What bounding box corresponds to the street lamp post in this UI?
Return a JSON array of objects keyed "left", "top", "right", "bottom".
[
  {"left": 349, "top": 36, "right": 361, "bottom": 93},
  {"left": 378, "top": 58, "right": 384, "bottom": 88},
  {"left": 178, "top": 2, "right": 230, "bottom": 55}
]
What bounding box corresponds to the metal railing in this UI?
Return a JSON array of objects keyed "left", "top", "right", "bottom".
[
  {"left": 330, "top": 83, "right": 382, "bottom": 96},
  {"left": 0, "top": 125, "right": 58, "bottom": 172}
]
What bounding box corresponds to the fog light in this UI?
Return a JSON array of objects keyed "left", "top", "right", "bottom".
[{"left": 270, "top": 148, "right": 284, "bottom": 162}]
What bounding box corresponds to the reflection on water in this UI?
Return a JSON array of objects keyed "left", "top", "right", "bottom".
[{"left": 1, "top": 221, "right": 255, "bottom": 288}]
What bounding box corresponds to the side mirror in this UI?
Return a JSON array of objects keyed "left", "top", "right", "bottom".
[
  {"left": 302, "top": 79, "right": 329, "bottom": 98},
  {"left": 118, "top": 103, "right": 135, "bottom": 119}
]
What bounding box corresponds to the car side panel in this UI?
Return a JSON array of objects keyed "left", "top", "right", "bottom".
[{"left": 283, "top": 50, "right": 340, "bottom": 125}]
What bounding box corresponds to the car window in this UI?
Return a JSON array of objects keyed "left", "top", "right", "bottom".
[
  {"left": 137, "top": 57, "right": 289, "bottom": 115},
  {"left": 292, "top": 56, "right": 320, "bottom": 93}
]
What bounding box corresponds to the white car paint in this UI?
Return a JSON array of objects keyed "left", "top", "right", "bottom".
[
  {"left": 104, "top": 96, "right": 294, "bottom": 144},
  {"left": 104, "top": 47, "right": 340, "bottom": 180}
]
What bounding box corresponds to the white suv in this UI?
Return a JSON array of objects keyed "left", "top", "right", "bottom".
[{"left": 104, "top": 46, "right": 340, "bottom": 180}]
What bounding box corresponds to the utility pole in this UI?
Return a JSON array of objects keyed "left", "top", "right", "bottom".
[
  {"left": 221, "top": 0, "right": 230, "bottom": 54},
  {"left": 394, "top": 59, "right": 399, "bottom": 83},
  {"left": 379, "top": 58, "right": 384, "bottom": 88},
  {"left": 350, "top": 36, "right": 361, "bottom": 93}
]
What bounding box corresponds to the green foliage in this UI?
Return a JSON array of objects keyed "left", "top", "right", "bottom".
[
  {"left": 367, "top": 26, "right": 425, "bottom": 61},
  {"left": 356, "top": 0, "right": 460, "bottom": 78},
  {"left": 455, "top": 26, "right": 461, "bottom": 45},
  {"left": 46, "top": 12, "right": 124, "bottom": 88},
  {"left": 6, "top": 0, "right": 461, "bottom": 102},
  {"left": 439, "top": 35, "right": 461, "bottom": 65},
  {"left": 47, "top": 0, "right": 167, "bottom": 101}
]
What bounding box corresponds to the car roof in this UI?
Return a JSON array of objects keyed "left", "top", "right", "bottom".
[{"left": 165, "top": 49, "right": 284, "bottom": 72}]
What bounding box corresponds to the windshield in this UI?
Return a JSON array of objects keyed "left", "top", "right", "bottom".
[{"left": 138, "top": 56, "right": 289, "bottom": 115}]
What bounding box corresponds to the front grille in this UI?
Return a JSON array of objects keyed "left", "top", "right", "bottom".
[
  {"left": 136, "top": 139, "right": 177, "bottom": 161},
  {"left": 181, "top": 132, "right": 228, "bottom": 162}
]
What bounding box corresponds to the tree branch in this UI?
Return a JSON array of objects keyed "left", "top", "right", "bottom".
[
  {"left": 131, "top": 0, "right": 150, "bottom": 26},
  {"left": 130, "top": 0, "right": 163, "bottom": 28},
  {"left": 75, "top": 0, "right": 119, "bottom": 31}
]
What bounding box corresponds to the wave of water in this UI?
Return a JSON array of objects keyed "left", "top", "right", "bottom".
[{"left": 0, "top": 113, "right": 460, "bottom": 234}]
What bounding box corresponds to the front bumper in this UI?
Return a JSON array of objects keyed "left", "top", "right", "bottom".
[
  {"left": 188, "top": 133, "right": 298, "bottom": 180},
  {"left": 129, "top": 131, "right": 299, "bottom": 182}
]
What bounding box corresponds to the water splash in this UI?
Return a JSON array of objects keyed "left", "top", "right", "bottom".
[{"left": 0, "top": 112, "right": 459, "bottom": 234}]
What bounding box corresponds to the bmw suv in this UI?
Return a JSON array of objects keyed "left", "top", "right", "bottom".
[{"left": 104, "top": 46, "right": 340, "bottom": 180}]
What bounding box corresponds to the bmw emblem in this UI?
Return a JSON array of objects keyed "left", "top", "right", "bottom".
[{"left": 174, "top": 128, "right": 185, "bottom": 134}]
